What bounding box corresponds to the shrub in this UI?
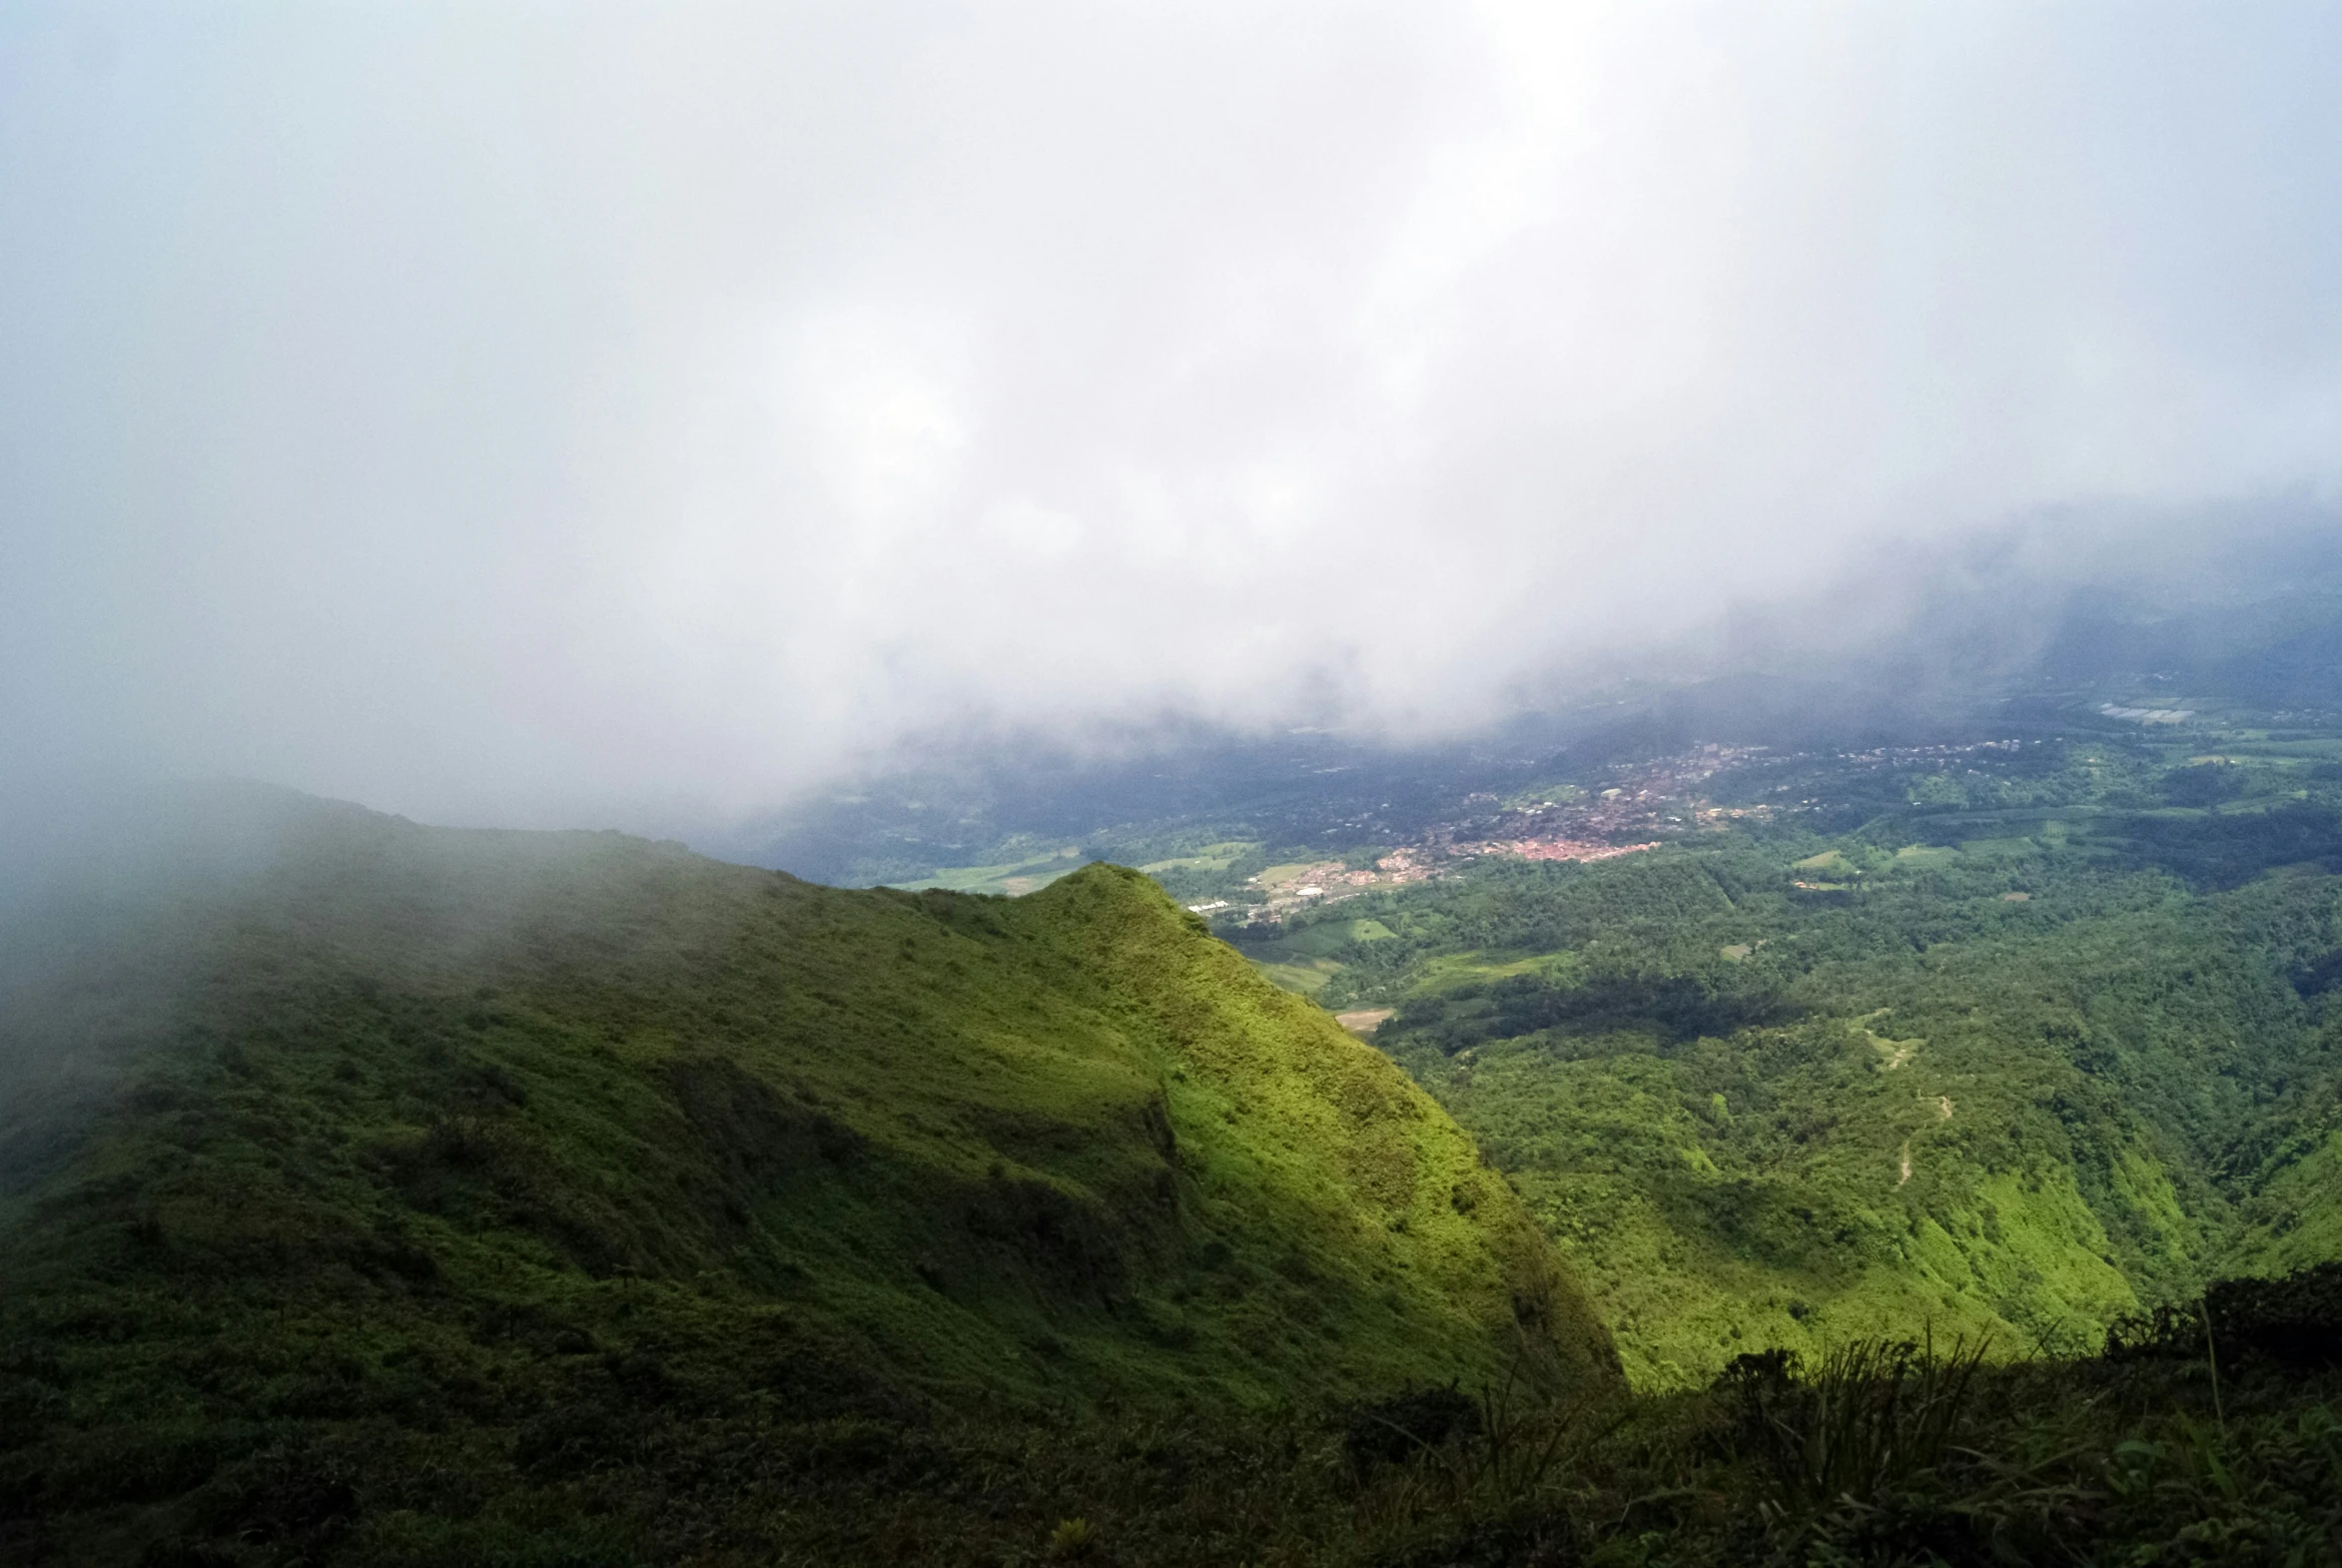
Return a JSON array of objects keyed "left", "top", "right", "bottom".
[{"left": 1720, "top": 1333, "right": 1988, "bottom": 1521}]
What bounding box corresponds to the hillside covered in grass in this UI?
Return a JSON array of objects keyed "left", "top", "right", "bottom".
[
  {"left": 0, "top": 785, "right": 1612, "bottom": 1564},
  {"left": 1239, "top": 731, "right": 2342, "bottom": 1386}
]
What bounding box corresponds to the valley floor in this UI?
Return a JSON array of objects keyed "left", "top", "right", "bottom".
[{"left": 1215, "top": 723, "right": 2342, "bottom": 1388}]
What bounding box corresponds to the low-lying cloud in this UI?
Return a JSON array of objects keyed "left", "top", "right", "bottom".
[{"left": 6, "top": 2, "right": 2341, "bottom": 833}]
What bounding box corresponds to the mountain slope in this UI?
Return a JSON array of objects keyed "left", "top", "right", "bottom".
[{"left": 0, "top": 786, "right": 1612, "bottom": 1560}]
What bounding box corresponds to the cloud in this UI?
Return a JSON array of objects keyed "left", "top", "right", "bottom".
[{"left": 5, "top": 1, "right": 2341, "bottom": 831}]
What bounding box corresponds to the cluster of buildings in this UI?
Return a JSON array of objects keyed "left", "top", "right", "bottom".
[
  {"left": 1215, "top": 745, "right": 1770, "bottom": 927},
  {"left": 1470, "top": 837, "right": 1661, "bottom": 863}
]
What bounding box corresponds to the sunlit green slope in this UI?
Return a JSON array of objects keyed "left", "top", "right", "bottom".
[
  {"left": 1285, "top": 813, "right": 2342, "bottom": 1386},
  {"left": 0, "top": 788, "right": 1612, "bottom": 1557}
]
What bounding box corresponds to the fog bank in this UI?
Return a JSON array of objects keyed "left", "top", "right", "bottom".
[{"left": 6, "top": 3, "right": 2341, "bottom": 834}]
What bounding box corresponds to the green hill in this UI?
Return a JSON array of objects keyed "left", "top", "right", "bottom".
[{"left": 0, "top": 786, "right": 1612, "bottom": 1562}]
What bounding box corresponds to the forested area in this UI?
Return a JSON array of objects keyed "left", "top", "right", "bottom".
[{"left": 1259, "top": 734, "right": 2342, "bottom": 1383}]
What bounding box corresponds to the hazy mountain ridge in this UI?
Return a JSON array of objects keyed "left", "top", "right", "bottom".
[{"left": 0, "top": 787, "right": 1611, "bottom": 1562}]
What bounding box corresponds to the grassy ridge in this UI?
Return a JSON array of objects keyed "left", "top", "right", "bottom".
[{"left": 0, "top": 789, "right": 1611, "bottom": 1562}]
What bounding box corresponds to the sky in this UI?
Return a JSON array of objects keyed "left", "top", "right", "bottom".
[{"left": 5, "top": 2, "right": 2342, "bottom": 833}]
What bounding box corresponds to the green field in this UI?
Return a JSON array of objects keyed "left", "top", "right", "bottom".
[
  {"left": 887, "top": 844, "right": 1087, "bottom": 896},
  {"left": 1137, "top": 841, "right": 1258, "bottom": 876},
  {"left": 1234, "top": 917, "right": 1396, "bottom": 995}
]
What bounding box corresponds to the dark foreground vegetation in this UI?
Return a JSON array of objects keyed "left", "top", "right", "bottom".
[{"left": 7, "top": 1267, "right": 2337, "bottom": 1565}]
